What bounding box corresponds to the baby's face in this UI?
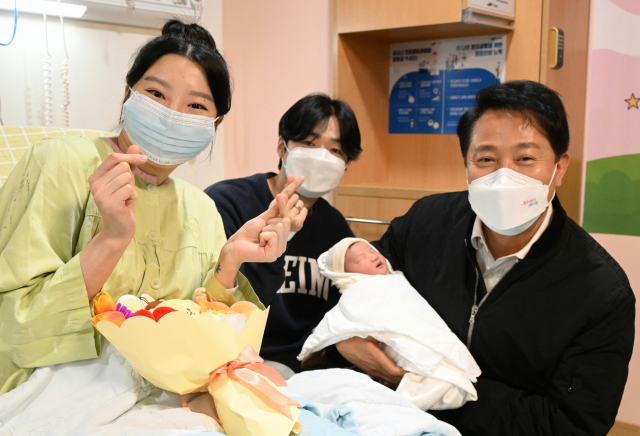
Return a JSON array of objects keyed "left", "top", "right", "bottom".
[{"left": 344, "top": 242, "right": 389, "bottom": 275}]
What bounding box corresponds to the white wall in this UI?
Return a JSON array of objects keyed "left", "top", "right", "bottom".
[
  {"left": 172, "top": 0, "right": 226, "bottom": 189},
  {"left": 0, "top": 2, "right": 225, "bottom": 189},
  {"left": 0, "top": 14, "right": 157, "bottom": 130}
]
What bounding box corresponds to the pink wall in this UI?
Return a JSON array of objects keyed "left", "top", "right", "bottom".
[
  {"left": 584, "top": 0, "right": 640, "bottom": 425},
  {"left": 591, "top": 235, "right": 640, "bottom": 425},
  {"left": 222, "top": 0, "right": 334, "bottom": 180}
]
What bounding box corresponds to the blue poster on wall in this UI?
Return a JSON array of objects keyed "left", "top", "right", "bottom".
[{"left": 389, "top": 35, "right": 506, "bottom": 134}]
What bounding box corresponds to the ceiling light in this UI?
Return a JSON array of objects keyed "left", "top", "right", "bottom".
[{"left": 0, "top": 0, "right": 87, "bottom": 18}]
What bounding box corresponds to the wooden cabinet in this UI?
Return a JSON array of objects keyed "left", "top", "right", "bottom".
[
  {"left": 334, "top": 184, "right": 447, "bottom": 241},
  {"left": 540, "top": 0, "right": 590, "bottom": 224},
  {"left": 334, "top": 0, "right": 588, "bottom": 240}
]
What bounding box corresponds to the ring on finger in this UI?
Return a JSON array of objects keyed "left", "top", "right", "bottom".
[{"left": 295, "top": 204, "right": 303, "bottom": 211}]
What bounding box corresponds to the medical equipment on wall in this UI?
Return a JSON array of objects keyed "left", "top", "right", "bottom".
[
  {"left": 0, "top": 0, "right": 17, "bottom": 46},
  {"left": 119, "top": 0, "right": 202, "bottom": 24},
  {"left": 0, "top": 0, "right": 203, "bottom": 29},
  {"left": 1, "top": 0, "right": 73, "bottom": 126},
  {"left": 42, "top": 4, "right": 71, "bottom": 127},
  {"left": 0, "top": 0, "right": 86, "bottom": 17},
  {"left": 73, "top": 0, "right": 205, "bottom": 28},
  {"left": 64, "top": 0, "right": 203, "bottom": 28},
  {"left": 43, "top": 13, "right": 54, "bottom": 126},
  {"left": 59, "top": 1, "right": 71, "bottom": 127}
]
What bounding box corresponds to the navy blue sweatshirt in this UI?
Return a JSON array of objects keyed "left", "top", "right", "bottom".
[{"left": 204, "top": 173, "right": 354, "bottom": 355}]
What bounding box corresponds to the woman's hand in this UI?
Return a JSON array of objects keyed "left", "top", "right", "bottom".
[
  {"left": 80, "top": 145, "right": 147, "bottom": 300},
  {"left": 88, "top": 145, "right": 147, "bottom": 243},
  {"left": 336, "top": 336, "right": 407, "bottom": 388},
  {"left": 214, "top": 193, "right": 293, "bottom": 288}
]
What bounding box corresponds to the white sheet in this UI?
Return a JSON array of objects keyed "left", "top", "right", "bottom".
[
  {"left": 282, "top": 369, "right": 462, "bottom": 436},
  {"left": 298, "top": 273, "right": 481, "bottom": 410},
  {"left": 1, "top": 342, "right": 464, "bottom": 436},
  {"left": 0, "top": 341, "right": 224, "bottom": 436}
]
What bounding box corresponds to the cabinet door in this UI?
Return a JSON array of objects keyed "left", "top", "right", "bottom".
[
  {"left": 541, "top": 0, "right": 590, "bottom": 223},
  {"left": 334, "top": 194, "right": 417, "bottom": 242},
  {"left": 336, "top": 0, "right": 463, "bottom": 34}
]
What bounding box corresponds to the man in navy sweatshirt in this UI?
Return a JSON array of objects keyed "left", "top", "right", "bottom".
[{"left": 205, "top": 94, "right": 362, "bottom": 371}]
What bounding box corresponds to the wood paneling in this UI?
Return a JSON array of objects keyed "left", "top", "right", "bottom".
[
  {"left": 336, "top": 0, "right": 462, "bottom": 34},
  {"left": 335, "top": 195, "right": 417, "bottom": 222},
  {"left": 504, "top": 0, "right": 544, "bottom": 82},
  {"left": 345, "top": 221, "right": 389, "bottom": 243},
  {"left": 542, "top": 0, "right": 591, "bottom": 223},
  {"left": 338, "top": 32, "right": 391, "bottom": 186},
  {"left": 336, "top": 184, "right": 453, "bottom": 200},
  {"left": 386, "top": 134, "right": 468, "bottom": 190},
  {"left": 381, "top": 23, "right": 507, "bottom": 44},
  {"left": 608, "top": 421, "right": 640, "bottom": 436},
  {"left": 334, "top": 194, "right": 418, "bottom": 241},
  {"left": 539, "top": 0, "right": 551, "bottom": 83}
]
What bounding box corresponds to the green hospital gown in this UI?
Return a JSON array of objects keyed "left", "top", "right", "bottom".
[{"left": 0, "top": 136, "right": 262, "bottom": 394}]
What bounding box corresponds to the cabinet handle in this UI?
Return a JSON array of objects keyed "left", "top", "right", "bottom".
[
  {"left": 345, "top": 218, "right": 391, "bottom": 225},
  {"left": 548, "top": 27, "right": 564, "bottom": 69}
]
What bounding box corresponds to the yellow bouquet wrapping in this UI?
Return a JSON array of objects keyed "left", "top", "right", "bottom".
[{"left": 93, "top": 293, "right": 301, "bottom": 436}]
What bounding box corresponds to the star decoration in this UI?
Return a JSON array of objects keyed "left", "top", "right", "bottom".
[{"left": 625, "top": 93, "right": 639, "bottom": 109}]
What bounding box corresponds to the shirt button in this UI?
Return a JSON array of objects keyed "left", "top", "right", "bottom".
[
  {"left": 151, "top": 278, "right": 161, "bottom": 289},
  {"left": 147, "top": 184, "right": 157, "bottom": 193},
  {"left": 148, "top": 231, "right": 158, "bottom": 241}
]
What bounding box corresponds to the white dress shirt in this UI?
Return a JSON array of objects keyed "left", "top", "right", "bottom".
[{"left": 471, "top": 205, "right": 554, "bottom": 293}]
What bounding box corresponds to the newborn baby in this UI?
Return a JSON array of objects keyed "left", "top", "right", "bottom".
[
  {"left": 299, "top": 238, "right": 481, "bottom": 411},
  {"left": 343, "top": 240, "right": 389, "bottom": 275}
]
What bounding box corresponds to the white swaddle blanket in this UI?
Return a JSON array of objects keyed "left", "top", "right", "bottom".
[{"left": 299, "top": 251, "right": 482, "bottom": 411}]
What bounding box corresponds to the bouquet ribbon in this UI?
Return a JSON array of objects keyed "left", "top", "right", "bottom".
[{"left": 185, "top": 346, "right": 300, "bottom": 423}]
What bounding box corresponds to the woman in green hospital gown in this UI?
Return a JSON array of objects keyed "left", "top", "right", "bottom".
[{"left": 0, "top": 20, "right": 306, "bottom": 394}]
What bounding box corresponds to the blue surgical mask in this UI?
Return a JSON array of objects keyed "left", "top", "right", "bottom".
[{"left": 123, "top": 91, "right": 219, "bottom": 166}]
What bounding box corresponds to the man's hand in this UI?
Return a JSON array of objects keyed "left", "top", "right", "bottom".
[
  {"left": 300, "top": 349, "right": 325, "bottom": 371},
  {"left": 215, "top": 193, "right": 292, "bottom": 288},
  {"left": 270, "top": 174, "right": 308, "bottom": 232},
  {"left": 336, "top": 336, "right": 407, "bottom": 387}
]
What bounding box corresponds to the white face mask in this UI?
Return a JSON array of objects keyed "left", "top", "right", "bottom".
[
  {"left": 282, "top": 142, "right": 346, "bottom": 198},
  {"left": 467, "top": 166, "right": 557, "bottom": 236}
]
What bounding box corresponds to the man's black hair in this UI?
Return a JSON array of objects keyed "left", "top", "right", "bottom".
[
  {"left": 278, "top": 93, "right": 362, "bottom": 169},
  {"left": 457, "top": 80, "right": 569, "bottom": 163}
]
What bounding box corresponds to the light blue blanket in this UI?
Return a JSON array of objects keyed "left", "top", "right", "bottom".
[{"left": 294, "top": 396, "right": 360, "bottom": 436}]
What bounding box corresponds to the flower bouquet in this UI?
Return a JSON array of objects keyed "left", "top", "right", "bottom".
[{"left": 92, "top": 292, "right": 301, "bottom": 436}]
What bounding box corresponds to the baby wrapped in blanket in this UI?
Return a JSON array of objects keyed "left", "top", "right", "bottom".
[{"left": 298, "top": 238, "right": 481, "bottom": 411}]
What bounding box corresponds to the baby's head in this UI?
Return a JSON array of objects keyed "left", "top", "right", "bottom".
[
  {"left": 344, "top": 241, "right": 389, "bottom": 275},
  {"left": 323, "top": 237, "right": 389, "bottom": 276}
]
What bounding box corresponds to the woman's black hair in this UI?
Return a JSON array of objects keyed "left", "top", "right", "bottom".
[
  {"left": 124, "top": 19, "right": 231, "bottom": 117},
  {"left": 278, "top": 94, "right": 362, "bottom": 168},
  {"left": 457, "top": 80, "right": 569, "bottom": 163}
]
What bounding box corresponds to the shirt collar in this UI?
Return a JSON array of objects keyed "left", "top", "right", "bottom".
[
  {"left": 102, "top": 137, "right": 169, "bottom": 186},
  {"left": 471, "top": 204, "right": 554, "bottom": 261}
]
